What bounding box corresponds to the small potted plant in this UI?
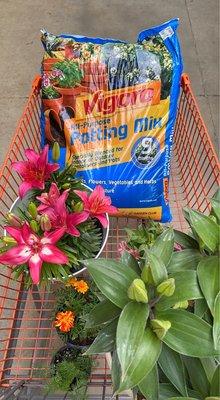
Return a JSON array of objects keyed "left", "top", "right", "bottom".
[
  {"left": 0, "top": 144, "right": 117, "bottom": 287},
  {"left": 42, "top": 73, "right": 63, "bottom": 114},
  {"left": 46, "top": 345, "right": 93, "bottom": 399},
  {"left": 51, "top": 59, "right": 84, "bottom": 109},
  {"left": 83, "top": 195, "right": 219, "bottom": 397},
  {"left": 53, "top": 277, "right": 100, "bottom": 348}
]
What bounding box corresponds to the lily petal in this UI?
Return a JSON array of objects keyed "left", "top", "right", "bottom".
[
  {"left": 93, "top": 214, "right": 108, "bottom": 228},
  {"left": 0, "top": 244, "right": 31, "bottom": 265},
  {"left": 12, "top": 161, "right": 29, "bottom": 177},
  {"left": 68, "top": 211, "right": 89, "bottom": 226},
  {"left": 66, "top": 225, "right": 80, "bottom": 237},
  {"left": 18, "top": 181, "right": 34, "bottom": 199},
  {"left": 40, "top": 244, "right": 68, "bottom": 264},
  {"left": 42, "top": 228, "right": 66, "bottom": 244},
  {"left": 5, "top": 226, "right": 25, "bottom": 244},
  {"left": 28, "top": 254, "right": 43, "bottom": 284},
  {"left": 74, "top": 190, "right": 90, "bottom": 206},
  {"left": 25, "top": 149, "right": 39, "bottom": 163}
]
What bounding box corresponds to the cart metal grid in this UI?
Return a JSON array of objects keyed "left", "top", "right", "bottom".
[{"left": 0, "top": 74, "right": 219, "bottom": 399}]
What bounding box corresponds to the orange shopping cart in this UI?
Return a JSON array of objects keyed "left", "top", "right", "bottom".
[{"left": 0, "top": 74, "right": 219, "bottom": 399}]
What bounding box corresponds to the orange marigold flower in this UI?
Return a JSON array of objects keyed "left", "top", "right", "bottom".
[
  {"left": 73, "top": 279, "right": 89, "bottom": 294},
  {"left": 65, "top": 277, "right": 77, "bottom": 287},
  {"left": 54, "top": 310, "right": 75, "bottom": 332}
]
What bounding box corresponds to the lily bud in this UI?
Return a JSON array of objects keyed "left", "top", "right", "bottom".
[
  {"left": 40, "top": 214, "right": 51, "bottom": 232},
  {"left": 52, "top": 141, "right": 60, "bottom": 162},
  {"left": 157, "top": 278, "right": 175, "bottom": 297},
  {"left": 2, "top": 236, "right": 17, "bottom": 244},
  {"left": 141, "top": 264, "right": 154, "bottom": 285},
  {"left": 73, "top": 201, "right": 84, "bottom": 212},
  {"left": 151, "top": 319, "right": 171, "bottom": 340},
  {"left": 28, "top": 202, "right": 38, "bottom": 219},
  {"left": 6, "top": 212, "right": 22, "bottom": 227},
  {"left": 30, "top": 220, "right": 39, "bottom": 233},
  {"left": 173, "top": 300, "right": 189, "bottom": 309},
  {"left": 127, "top": 278, "right": 148, "bottom": 303},
  {"left": 62, "top": 183, "right": 71, "bottom": 189}
]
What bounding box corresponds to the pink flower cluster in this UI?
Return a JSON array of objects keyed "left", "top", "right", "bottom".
[
  {"left": 42, "top": 73, "right": 51, "bottom": 88},
  {"left": 0, "top": 146, "right": 117, "bottom": 285}
]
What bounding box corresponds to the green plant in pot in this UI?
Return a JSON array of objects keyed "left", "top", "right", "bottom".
[
  {"left": 46, "top": 345, "right": 93, "bottom": 399},
  {"left": 83, "top": 198, "right": 219, "bottom": 398},
  {"left": 53, "top": 278, "right": 100, "bottom": 347},
  {"left": 51, "top": 59, "right": 84, "bottom": 108}
]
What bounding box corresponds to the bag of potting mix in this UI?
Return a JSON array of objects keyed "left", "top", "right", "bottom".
[{"left": 40, "top": 19, "right": 183, "bottom": 222}]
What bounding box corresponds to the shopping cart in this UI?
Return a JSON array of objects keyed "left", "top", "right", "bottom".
[{"left": 0, "top": 74, "right": 219, "bottom": 399}]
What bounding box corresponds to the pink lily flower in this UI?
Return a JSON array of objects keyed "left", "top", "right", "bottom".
[
  {"left": 46, "top": 191, "right": 88, "bottom": 237},
  {"left": 0, "top": 223, "right": 67, "bottom": 284},
  {"left": 74, "top": 185, "right": 117, "bottom": 228},
  {"left": 12, "top": 145, "right": 59, "bottom": 199},
  {"left": 37, "top": 182, "right": 69, "bottom": 214}
]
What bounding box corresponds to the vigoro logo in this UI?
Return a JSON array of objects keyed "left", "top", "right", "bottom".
[{"left": 75, "top": 81, "right": 161, "bottom": 120}]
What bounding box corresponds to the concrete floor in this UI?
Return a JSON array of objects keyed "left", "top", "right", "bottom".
[{"left": 0, "top": 0, "right": 219, "bottom": 165}]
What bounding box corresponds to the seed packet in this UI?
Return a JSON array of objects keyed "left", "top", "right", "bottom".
[{"left": 40, "top": 19, "right": 183, "bottom": 222}]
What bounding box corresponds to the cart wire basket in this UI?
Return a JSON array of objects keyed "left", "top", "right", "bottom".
[{"left": 0, "top": 74, "right": 219, "bottom": 400}]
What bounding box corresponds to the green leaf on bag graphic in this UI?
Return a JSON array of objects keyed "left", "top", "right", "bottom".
[
  {"left": 116, "top": 302, "right": 149, "bottom": 378},
  {"left": 138, "top": 365, "right": 159, "bottom": 400},
  {"left": 157, "top": 309, "right": 217, "bottom": 357},
  {"left": 146, "top": 250, "right": 168, "bottom": 285},
  {"left": 197, "top": 256, "right": 219, "bottom": 315},
  {"left": 152, "top": 227, "right": 174, "bottom": 266},
  {"left": 84, "top": 318, "right": 118, "bottom": 355},
  {"left": 84, "top": 258, "right": 138, "bottom": 308},
  {"left": 167, "top": 249, "right": 202, "bottom": 273},
  {"left": 159, "top": 344, "right": 188, "bottom": 396},
  {"left": 156, "top": 270, "right": 202, "bottom": 311},
  {"left": 195, "top": 298, "right": 208, "bottom": 318},
  {"left": 120, "top": 251, "right": 140, "bottom": 274},
  {"left": 167, "top": 398, "right": 199, "bottom": 399},
  {"left": 159, "top": 383, "right": 181, "bottom": 400},
  {"left": 111, "top": 350, "right": 121, "bottom": 393},
  {"left": 174, "top": 230, "right": 199, "bottom": 249},
  {"left": 85, "top": 298, "right": 121, "bottom": 329},
  {"left": 185, "top": 208, "right": 219, "bottom": 253},
  {"left": 210, "top": 365, "right": 220, "bottom": 396},
  {"left": 213, "top": 292, "right": 220, "bottom": 351},
  {"left": 117, "top": 328, "right": 161, "bottom": 393},
  {"left": 183, "top": 356, "right": 210, "bottom": 398}
]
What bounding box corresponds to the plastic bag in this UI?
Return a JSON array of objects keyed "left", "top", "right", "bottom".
[{"left": 40, "top": 19, "right": 183, "bottom": 222}]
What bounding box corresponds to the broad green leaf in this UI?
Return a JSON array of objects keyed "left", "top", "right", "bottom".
[
  {"left": 116, "top": 302, "right": 149, "bottom": 377},
  {"left": 84, "top": 318, "right": 118, "bottom": 355},
  {"left": 85, "top": 298, "right": 121, "bottom": 329},
  {"left": 111, "top": 350, "right": 121, "bottom": 393},
  {"left": 183, "top": 356, "right": 210, "bottom": 398},
  {"left": 157, "top": 309, "right": 218, "bottom": 357},
  {"left": 159, "top": 383, "right": 181, "bottom": 399},
  {"left": 138, "top": 365, "right": 159, "bottom": 400},
  {"left": 213, "top": 188, "right": 220, "bottom": 202},
  {"left": 195, "top": 298, "right": 208, "bottom": 318},
  {"left": 200, "top": 358, "right": 217, "bottom": 383},
  {"left": 121, "top": 251, "right": 140, "bottom": 274},
  {"left": 84, "top": 258, "right": 138, "bottom": 308},
  {"left": 167, "top": 398, "right": 199, "bottom": 399},
  {"left": 159, "top": 344, "right": 188, "bottom": 396},
  {"left": 146, "top": 250, "right": 168, "bottom": 285},
  {"left": 117, "top": 328, "right": 161, "bottom": 393},
  {"left": 152, "top": 228, "right": 174, "bottom": 266},
  {"left": 186, "top": 208, "right": 219, "bottom": 253},
  {"left": 210, "top": 198, "right": 220, "bottom": 223},
  {"left": 210, "top": 365, "right": 220, "bottom": 396},
  {"left": 174, "top": 230, "right": 199, "bottom": 249},
  {"left": 213, "top": 292, "right": 220, "bottom": 351},
  {"left": 156, "top": 271, "right": 203, "bottom": 311},
  {"left": 167, "top": 249, "right": 202, "bottom": 273},
  {"left": 197, "top": 256, "right": 219, "bottom": 315}
]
